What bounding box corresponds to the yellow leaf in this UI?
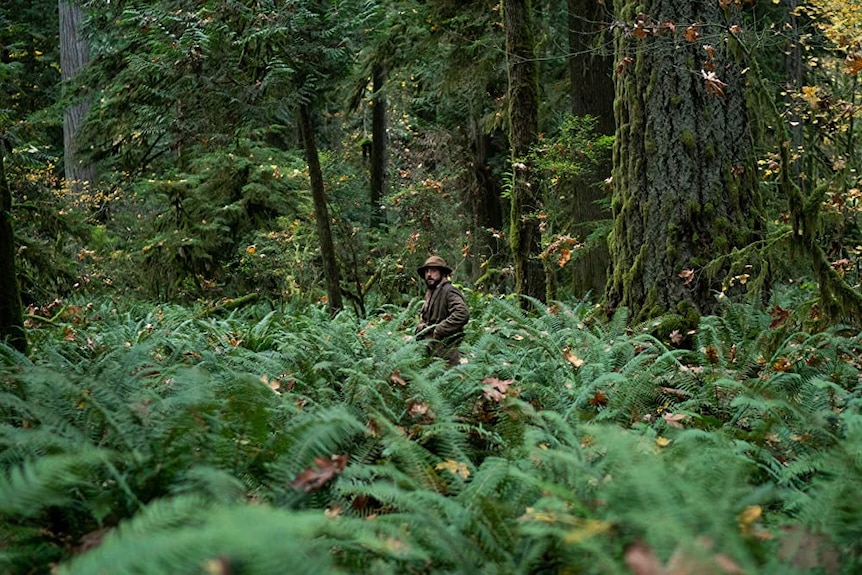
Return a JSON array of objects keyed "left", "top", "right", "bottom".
[
  {"left": 563, "top": 519, "right": 613, "bottom": 544},
  {"left": 563, "top": 349, "right": 585, "bottom": 368},
  {"left": 655, "top": 436, "right": 672, "bottom": 448},
  {"left": 436, "top": 459, "right": 470, "bottom": 479}
]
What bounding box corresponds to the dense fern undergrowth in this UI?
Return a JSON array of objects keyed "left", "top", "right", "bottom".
[{"left": 1, "top": 292, "right": 860, "bottom": 574}]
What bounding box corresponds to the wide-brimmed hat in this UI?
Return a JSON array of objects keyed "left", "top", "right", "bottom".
[{"left": 417, "top": 255, "right": 453, "bottom": 278}]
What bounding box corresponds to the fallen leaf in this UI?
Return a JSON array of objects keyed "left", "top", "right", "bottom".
[
  {"left": 589, "top": 391, "right": 608, "bottom": 407},
  {"left": 436, "top": 458, "right": 470, "bottom": 479},
  {"left": 663, "top": 412, "right": 686, "bottom": 428},
  {"left": 482, "top": 377, "right": 514, "bottom": 403},
  {"left": 563, "top": 349, "right": 585, "bottom": 368},
  {"left": 625, "top": 541, "right": 663, "bottom": 575},
  {"left": 291, "top": 454, "right": 348, "bottom": 492}
]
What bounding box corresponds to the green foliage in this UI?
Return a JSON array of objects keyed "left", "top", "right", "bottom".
[{"left": 2, "top": 293, "right": 861, "bottom": 573}]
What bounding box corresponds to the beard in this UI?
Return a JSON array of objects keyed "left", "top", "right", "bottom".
[{"left": 425, "top": 277, "right": 442, "bottom": 289}]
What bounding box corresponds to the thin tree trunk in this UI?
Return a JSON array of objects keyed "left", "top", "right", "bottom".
[
  {"left": 467, "top": 117, "right": 506, "bottom": 285},
  {"left": 567, "top": 0, "right": 614, "bottom": 300},
  {"left": 298, "top": 103, "right": 343, "bottom": 314},
  {"left": 606, "top": 0, "right": 762, "bottom": 322},
  {"left": 59, "top": 0, "right": 97, "bottom": 189},
  {"left": 370, "top": 63, "right": 387, "bottom": 227},
  {"left": 504, "top": 0, "right": 546, "bottom": 304},
  {"left": 0, "top": 143, "right": 27, "bottom": 353}
]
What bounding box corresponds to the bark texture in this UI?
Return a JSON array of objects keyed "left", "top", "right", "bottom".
[
  {"left": 606, "top": 0, "right": 762, "bottom": 321},
  {"left": 504, "top": 0, "right": 546, "bottom": 303},
  {"left": 0, "top": 145, "right": 26, "bottom": 353},
  {"left": 298, "top": 103, "right": 343, "bottom": 314},
  {"left": 59, "top": 1, "right": 97, "bottom": 188},
  {"left": 567, "top": 0, "right": 615, "bottom": 299},
  {"left": 370, "top": 63, "right": 387, "bottom": 228}
]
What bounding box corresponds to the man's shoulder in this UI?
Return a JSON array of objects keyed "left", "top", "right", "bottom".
[{"left": 441, "top": 281, "right": 466, "bottom": 299}]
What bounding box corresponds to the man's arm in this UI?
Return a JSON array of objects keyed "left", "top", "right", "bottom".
[{"left": 433, "top": 287, "right": 469, "bottom": 339}]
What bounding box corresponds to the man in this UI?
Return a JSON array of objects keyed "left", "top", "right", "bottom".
[{"left": 415, "top": 255, "right": 469, "bottom": 366}]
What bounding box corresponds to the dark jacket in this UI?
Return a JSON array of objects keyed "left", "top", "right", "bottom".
[{"left": 417, "top": 280, "right": 469, "bottom": 344}]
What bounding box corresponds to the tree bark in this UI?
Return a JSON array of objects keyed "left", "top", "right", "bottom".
[
  {"left": 567, "top": 0, "right": 615, "bottom": 299},
  {"left": 298, "top": 103, "right": 343, "bottom": 314},
  {"left": 467, "top": 118, "right": 506, "bottom": 283},
  {"left": 370, "top": 63, "right": 387, "bottom": 228},
  {"left": 0, "top": 143, "right": 27, "bottom": 353},
  {"left": 60, "top": 0, "right": 97, "bottom": 190},
  {"left": 504, "top": 0, "right": 546, "bottom": 304},
  {"left": 606, "top": 0, "right": 763, "bottom": 322}
]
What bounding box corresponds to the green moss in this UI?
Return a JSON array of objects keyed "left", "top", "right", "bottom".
[
  {"left": 703, "top": 203, "right": 715, "bottom": 218},
  {"left": 705, "top": 142, "right": 715, "bottom": 161},
  {"left": 680, "top": 131, "right": 696, "bottom": 152}
]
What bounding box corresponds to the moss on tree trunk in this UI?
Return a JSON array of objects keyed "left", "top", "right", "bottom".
[
  {"left": 504, "top": 0, "right": 546, "bottom": 304},
  {"left": 606, "top": 0, "right": 763, "bottom": 323}
]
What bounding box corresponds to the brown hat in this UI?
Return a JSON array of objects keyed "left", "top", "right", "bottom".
[{"left": 417, "top": 255, "right": 453, "bottom": 278}]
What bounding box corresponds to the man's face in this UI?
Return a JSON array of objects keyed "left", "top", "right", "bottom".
[{"left": 424, "top": 267, "right": 444, "bottom": 288}]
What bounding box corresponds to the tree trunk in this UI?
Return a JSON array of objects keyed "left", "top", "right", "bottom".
[
  {"left": 370, "top": 63, "right": 387, "bottom": 227},
  {"left": 0, "top": 144, "right": 27, "bottom": 353},
  {"left": 60, "top": 0, "right": 97, "bottom": 190},
  {"left": 606, "top": 0, "right": 762, "bottom": 322},
  {"left": 567, "top": 0, "right": 615, "bottom": 300},
  {"left": 469, "top": 120, "right": 506, "bottom": 276},
  {"left": 298, "top": 103, "right": 343, "bottom": 314},
  {"left": 504, "top": 0, "right": 546, "bottom": 304}
]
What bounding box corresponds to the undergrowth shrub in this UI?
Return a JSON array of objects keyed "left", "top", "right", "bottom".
[{"left": 1, "top": 294, "right": 860, "bottom": 573}]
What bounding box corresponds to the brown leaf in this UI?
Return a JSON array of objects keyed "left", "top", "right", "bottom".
[
  {"left": 616, "top": 56, "right": 634, "bottom": 75},
  {"left": 684, "top": 23, "right": 701, "bottom": 42},
  {"left": 679, "top": 268, "right": 695, "bottom": 285},
  {"left": 669, "top": 330, "right": 683, "bottom": 345},
  {"left": 778, "top": 526, "right": 840, "bottom": 574},
  {"left": 290, "top": 454, "right": 349, "bottom": 492},
  {"left": 702, "top": 70, "right": 728, "bottom": 97},
  {"left": 408, "top": 400, "right": 435, "bottom": 421},
  {"left": 482, "top": 377, "right": 514, "bottom": 403},
  {"left": 845, "top": 54, "right": 862, "bottom": 75},
  {"left": 768, "top": 305, "right": 790, "bottom": 329},
  {"left": 389, "top": 370, "right": 408, "bottom": 386},
  {"left": 625, "top": 541, "right": 663, "bottom": 575},
  {"left": 589, "top": 390, "right": 608, "bottom": 407},
  {"left": 772, "top": 357, "right": 793, "bottom": 372},
  {"left": 663, "top": 412, "right": 686, "bottom": 429}
]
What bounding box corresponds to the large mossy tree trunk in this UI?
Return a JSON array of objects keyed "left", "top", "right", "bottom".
[
  {"left": 0, "top": 144, "right": 26, "bottom": 353},
  {"left": 567, "top": 0, "right": 615, "bottom": 300},
  {"left": 298, "top": 103, "right": 343, "bottom": 314},
  {"left": 504, "top": 0, "right": 546, "bottom": 304},
  {"left": 606, "top": 0, "right": 762, "bottom": 322}
]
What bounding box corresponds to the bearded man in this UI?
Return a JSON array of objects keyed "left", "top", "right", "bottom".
[{"left": 415, "top": 255, "right": 469, "bottom": 366}]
